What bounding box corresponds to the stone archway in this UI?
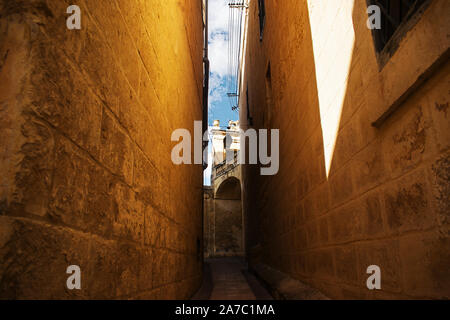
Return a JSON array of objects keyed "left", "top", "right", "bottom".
[{"left": 214, "top": 177, "right": 243, "bottom": 256}]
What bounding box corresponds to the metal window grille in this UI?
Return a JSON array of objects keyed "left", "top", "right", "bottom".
[{"left": 369, "top": 0, "right": 428, "bottom": 52}]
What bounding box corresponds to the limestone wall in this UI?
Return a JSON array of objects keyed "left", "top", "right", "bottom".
[
  {"left": 214, "top": 199, "right": 243, "bottom": 256},
  {"left": 0, "top": 0, "right": 204, "bottom": 299},
  {"left": 240, "top": 0, "right": 449, "bottom": 299},
  {"left": 204, "top": 164, "right": 244, "bottom": 258}
]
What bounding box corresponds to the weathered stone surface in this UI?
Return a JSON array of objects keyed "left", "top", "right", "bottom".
[
  {"left": 49, "top": 134, "right": 115, "bottom": 237},
  {"left": 399, "top": 232, "right": 450, "bottom": 299},
  {"left": 382, "top": 104, "right": 434, "bottom": 178},
  {"left": 429, "top": 150, "right": 450, "bottom": 233},
  {"left": 383, "top": 168, "right": 436, "bottom": 234},
  {"left": 0, "top": 216, "right": 90, "bottom": 299},
  {"left": 205, "top": 166, "right": 244, "bottom": 258},
  {"left": 334, "top": 245, "right": 358, "bottom": 285},
  {"left": 357, "top": 240, "right": 402, "bottom": 293},
  {"left": 251, "top": 263, "right": 329, "bottom": 300},
  {"left": 0, "top": 0, "right": 204, "bottom": 299},
  {"left": 214, "top": 199, "right": 243, "bottom": 255},
  {"left": 240, "top": 0, "right": 449, "bottom": 299},
  {"left": 329, "top": 201, "right": 362, "bottom": 244}
]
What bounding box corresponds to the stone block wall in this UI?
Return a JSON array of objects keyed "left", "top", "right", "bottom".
[
  {"left": 240, "top": 0, "right": 449, "bottom": 299},
  {"left": 0, "top": 0, "right": 204, "bottom": 299},
  {"left": 204, "top": 166, "right": 244, "bottom": 258}
]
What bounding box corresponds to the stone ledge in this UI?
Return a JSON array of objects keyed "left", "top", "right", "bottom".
[{"left": 250, "top": 263, "right": 330, "bottom": 300}]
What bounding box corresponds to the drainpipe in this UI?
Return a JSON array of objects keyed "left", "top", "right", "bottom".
[
  {"left": 202, "top": 0, "right": 210, "bottom": 170},
  {"left": 200, "top": 0, "right": 210, "bottom": 280}
]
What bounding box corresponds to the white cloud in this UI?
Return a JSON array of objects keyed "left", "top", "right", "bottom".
[
  {"left": 209, "top": 33, "right": 229, "bottom": 77},
  {"left": 208, "top": 0, "right": 236, "bottom": 111},
  {"left": 209, "top": 73, "right": 227, "bottom": 107},
  {"left": 209, "top": 0, "right": 229, "bottom": 35},
  {"left": 208, "top": 0, "right": 230, "bottom": 77}
]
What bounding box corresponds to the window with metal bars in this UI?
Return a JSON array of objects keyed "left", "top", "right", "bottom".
[
  {"left": 368, "top": 0, "right": 430, "bottom": 53},
  {"left": 258, "top": 0, "right": 265, "bottom": 41}
]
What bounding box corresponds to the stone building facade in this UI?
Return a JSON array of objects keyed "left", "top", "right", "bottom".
[
  {"left": 239, "top": 0, "right": 449, "bottom": 299},
  {"left": 0, "top": 0, "right": 205, "bottom": 299},
  {"left": 204, "top": 120, "right": 244, "bottom": 258}
]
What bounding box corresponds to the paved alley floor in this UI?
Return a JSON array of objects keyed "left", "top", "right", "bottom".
[{"left": 193, "top": 257, "right": 273, "bottom": 300}]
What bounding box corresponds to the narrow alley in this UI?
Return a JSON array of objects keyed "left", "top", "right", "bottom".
[{"left": 0, "top": 0, "right": 448, "bottom": 303}]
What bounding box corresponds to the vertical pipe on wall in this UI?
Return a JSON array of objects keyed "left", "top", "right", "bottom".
[{"left": 203, "top": 0, "right": 210, "bottom": 170}]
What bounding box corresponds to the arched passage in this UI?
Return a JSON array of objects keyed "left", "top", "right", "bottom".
[{"left": 214, "top": 177, "right": 243, "bottom": 256}]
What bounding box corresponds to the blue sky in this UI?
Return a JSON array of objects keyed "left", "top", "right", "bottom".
[{"left": 204, "top": 0, "right": 239, "bottom": 186}]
